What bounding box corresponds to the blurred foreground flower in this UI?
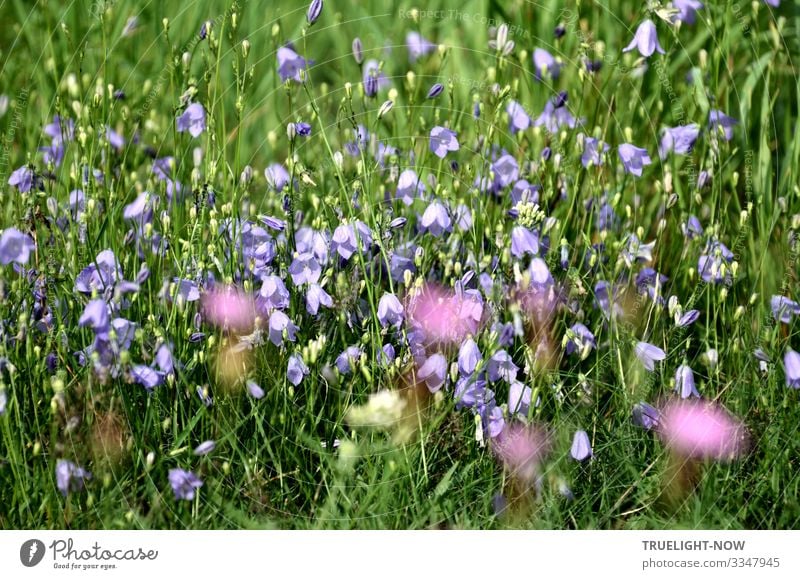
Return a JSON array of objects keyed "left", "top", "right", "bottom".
[
  {"left": 346, "top": 389, "right": 410, "bottom": 441},
  {"left": 407, "top": 283, "right": 481, "bottom": 348},
  {"left": 493, "top": 423, "right": 549, "bottom": 485},
  {"left": 346, "top": 368, "right": 433, "bottom": 443},
  {"left": 214, "top": 341, "right": 254, "bottom": 392},
  {"left": 657, "top": 399, "right": 748, "bottom": 505},
  {"left": 201, "top": 286, "right": 257, "bottom": 334},
  {"left": 91, "top": 412, "right": 128, "bottom": 464},
  {"left": 492, "top": 423, "right": 550, "bottom": 518},
  {"left": 516, "top": 259, "right": 563, "bottom": 371}
]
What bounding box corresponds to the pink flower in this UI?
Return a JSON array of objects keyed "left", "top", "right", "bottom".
[
  {"left": 658, "top": 400, "right": 748, "bottom": 460},
  {"left": 516, "top": 258, "right": 562, "bottom": 328},
  {"left": 201, "top": 286, "right": 257, "bottom": 333},
  {"left": 492, "top": 423, "right": 550, "bottom": 482},
  {"left": 407, "top": 283, "right": 480, "bottom": 347}
]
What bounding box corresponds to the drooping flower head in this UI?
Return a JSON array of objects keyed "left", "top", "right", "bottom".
[
  {"left": 288, "top": 252, "right": 321, "bottom": 286},
  {"left": 395, "top": 169, "right": 426, "bottom": 205},
  {"left": 176, "top": 103, "right": 206, "bottom": 138},
  {"left": 277, "top": 46, "right": 309, "bottom": 82},
  {"left": 506, "top": 100, "right": 531, "bottom": 134},
  {"left": 581, "top": 137, "right": 610, "bottom": 168},
  {"left": 416, "top": 353, "right": 447, "bottom": 392},
  {"left": 635, "top": 341, "right": 666, "bottom": 372},
  {"left": 570, "top": 430, "right": 592, "bottom": 461},
  {"left": 193, "top": 440, "right": 216, "bottom": 456},
  {"left": 287, "top": 353, "right": 309, "bottom": 386},
  {"left": 131, "top": 365, "right": 164, "bottom": 391},
  {"left": 697, "top": 240, "right": 734, "bottom": 285},
  {"left": 0, "top": 227, "right": 36, "bottom": 266},
  {"left": 508, "top": 381, "right": 532, "bottom": 416},
  {"left": 623, "top": 20, "right": 665, "bottom": 58},
  {"left": 516, "top": 258, "right": 561, "bottom": 331},
  {"left": 247, "top": 379, "right": 265, "bottom": 399},
  {"left": 267, "top": 310, "right": 298, "bottom": 346},
  {"left": 490, "top": 153, "right": 519, "bottom": 190},
  {"left": 420, "top": 200, "right": 451, "bottom": 237},
  {"left": 79, "top": 299, "right": 111, "bottom": 337},
  {"left": 377, "top": 293, "right": 404, "bottom": 327},
  {"left": 458, "top": 338, "right": 482, "bottom": 376},
  {"left": 771, "top": 296, "right": 800, "bottom": 324},
  {"left": 336, "top": 345, "right": 362, "bottom": 374},
  {"left": 305, "top": 283, "right": 333, "bottom": 315},
  {"left": 659, "top": 124, "right": 700, "bottom": 159},
  {"left": 632, "top": 401, "right": 661, "bottom": 430},
  {"left": 331, "top": 221, "right": 372, "bottom": 260},
  {"left": 511, "top": 226, "right": 539, "bottom": 258},
  {"left": 784, "top": 349, "right": 800, "bottom": 389},
  {"left": 8, "top": 166, "right": 38, "bottom": 193},
  {"left": 487, "top": 350, "right": 519, "bottom": 383},
  {"left": 362, "top": 60, "right": 389, "bottom": 97},
  {"left": 618, "top": 143, "right": 652, "bottom": 177},
  {"left": 534, "top": 98, "right": 579, "bottom": 133},
  {"left": 672, "top": 0, "right": 704, "bottom": 24},
  {"left": 675, "top": 364, "right": 700, "bottom": 398},
  {"left": 565, "top": 323, "right": 596, "bottom": 359},
  {"left": 265, "top": 163, "right": 290, "bottom": 191}
]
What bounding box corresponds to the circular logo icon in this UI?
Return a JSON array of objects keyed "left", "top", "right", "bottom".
[{"left": 20, "top": 539, "right": 46, "bottom": 567}]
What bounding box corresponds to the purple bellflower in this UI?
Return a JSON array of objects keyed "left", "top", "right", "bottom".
[
  {"left": 623, "top": 20, "right": 665, "bottom": 58},
  {"left": 168, "top": 468, "right": 203, "bottom": 500},
  {"left": 570, "top": 430, "right": 593, "bottom": 461},
  {"left": 675, "top": 364, "right": 700, "bottom": 398},
  {"left": 635, "top": 341, "right": 666, "bottom": 372},
  {"left": 176, "top": 103, "right": 206, "bottom": 138},
  {"left": 429, "top": 126, "right": 459, "bottom": 159},
  {"left": 618, "top": 144, "right": 652, "bottom": 177}
]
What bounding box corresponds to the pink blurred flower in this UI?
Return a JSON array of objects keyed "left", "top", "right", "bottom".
[
  {"left": 492, "top": 423, "right": 550, "bottom": 482},
  {"left": 658, "top": 399, "right": 748, "bottom": 460},
  {"left": 407, "top": 283, "right": 481, "bottom": 346},
  {"left": 516, "top": 259, "right": 562, "bottom": 329},
  {"left": 201, "top": 286, "right": 257, "bottom": 333}
]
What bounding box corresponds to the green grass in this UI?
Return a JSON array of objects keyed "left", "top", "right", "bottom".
[{"left": 0, "top": 0, "right": 799, "bottom": 529}]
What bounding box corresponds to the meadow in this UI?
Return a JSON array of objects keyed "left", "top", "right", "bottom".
[{"left": 1, "top": 0, "right": 799, "bottom": 530}]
